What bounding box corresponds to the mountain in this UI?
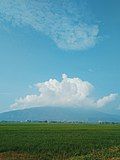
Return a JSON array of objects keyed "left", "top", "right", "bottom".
[{"left": 0, "top": 107, "right": 120, "bottom": 122}]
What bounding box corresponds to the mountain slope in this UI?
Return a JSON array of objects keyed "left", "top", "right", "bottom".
[{"left": 0, "top": 107, "right": 120, "bottom": 122}]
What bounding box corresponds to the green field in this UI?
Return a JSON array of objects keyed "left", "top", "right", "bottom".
[{"left": 0, "top": 123, "right": 120, "bottom": 160}]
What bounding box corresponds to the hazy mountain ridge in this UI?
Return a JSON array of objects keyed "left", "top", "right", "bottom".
[{"left": 0, "top": 107, "right": 120, "bottom": 122}]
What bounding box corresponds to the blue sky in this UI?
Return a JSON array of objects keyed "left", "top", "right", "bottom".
[{"left": 0, "top": 0, "right": 120, "bottom": 113}]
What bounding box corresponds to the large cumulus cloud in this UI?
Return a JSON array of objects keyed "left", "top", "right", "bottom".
[{"left": 11, "top": 74, "right": 117, "bottom": 109}]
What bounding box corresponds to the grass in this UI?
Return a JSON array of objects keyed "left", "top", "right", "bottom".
[{"left": 0, "top": 123, "right": 120, "bottom": 160}]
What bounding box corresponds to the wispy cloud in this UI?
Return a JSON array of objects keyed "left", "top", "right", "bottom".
[
  {"left": 0, "top": 0, "right": 99, "bottom": 50},
  {"left": 11, "top": 74, "right": 117, "bottom": 109},
  {"left": 96, "top": 94, "right": 118, "bottom": 108}
]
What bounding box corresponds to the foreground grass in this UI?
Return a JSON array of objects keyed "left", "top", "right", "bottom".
[
  {"left": 70, "top": 146, "right": 120, "bottom": 160},
  {"left": 0, "top": 123, "right": 120, "bottom": 160},
  {"left": 0, "top": 146, "right": 120, "bottom": 160}
]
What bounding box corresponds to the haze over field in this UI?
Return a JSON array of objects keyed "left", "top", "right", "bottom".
[{"left": 0, "top": 0, "right": 120, "bottom": 121}]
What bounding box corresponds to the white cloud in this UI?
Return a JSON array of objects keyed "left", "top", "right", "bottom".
[
  {"left": 96, "top": 94, "right": 118, "bottom": 108},
  {"left": 11, "top": 74, "right": 117, "bottom": 109},
  {"left": 0, "top": 0, "right": 99, "bottom": 50}
]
